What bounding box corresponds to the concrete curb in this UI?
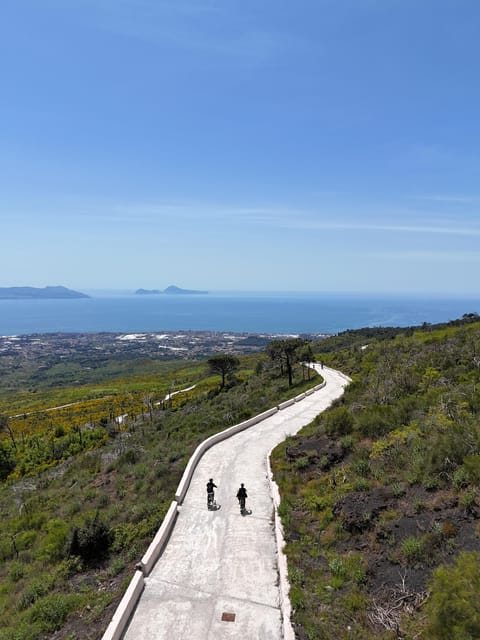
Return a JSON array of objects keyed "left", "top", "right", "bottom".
[
  {"left": 265, "top": 372, "right": 325, "bottom": 640},
  {"left": 266, "top": 452, "right": 295, "bottom": 640},
  {"left": 101, "top": 570, "right": 145, "bottom": 640},
  {"left": 278, "top": 398, "right": 295, "bottom": 410},
  {"left": 265, "top": 369, "right": 347, "bottom": 640},
  {"left": 140, "top": 500, "right": 179, "bottom": 576}
]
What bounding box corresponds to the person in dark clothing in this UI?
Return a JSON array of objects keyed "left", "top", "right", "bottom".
[
  {"left": 236, "top": 483, "right": 247, "bottom": 513},
  {"left": 206, "top": 478, "right": 217, "bottom": 507}
]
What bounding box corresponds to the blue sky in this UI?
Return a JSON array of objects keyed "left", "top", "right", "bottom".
[{"left": 1, "top": 0, "right": 480, "bottom": 294}]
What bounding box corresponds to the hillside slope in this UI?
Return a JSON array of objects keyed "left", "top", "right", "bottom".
[
  {"left": 272, "top": 319, "right": 480, "bottom": 640},
  {"left": 0, "top": 350, "right": 317, "bottom": 640}
]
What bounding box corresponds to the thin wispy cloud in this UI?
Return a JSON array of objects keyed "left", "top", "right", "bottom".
[
  {"left": 409, "top": 195, "right": 479, "bottom": 204},
  {"left": 54, "top": 0, "right": 288, "bottom": 62},
  {"left": 288, "top": 220, "right": 480, "bottom": 237},
  {"left": 107, "top": 205, "right": 480, "bottom": 239},
  {"left": 246, "top": 208, "right": 480, "bottom": 237},
  {"left": 10, "top": 200, "right": 480, "bottom": 239},
  {"left": 365, "top": 250, "right": 480, "bottom": 263}
]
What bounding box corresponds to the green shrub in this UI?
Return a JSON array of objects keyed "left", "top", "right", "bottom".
[
  {"left": 68, "top": 513, "right": 112, "bottom": 565},
  {"left": 36, "top": 519, "right": 69, "bottom": 562},
  {"left": 8, "top": 561, "right": 25, "bottom": 582},
  {"left": 319, "top": 507, "right": 334, "bottom": 529},
  {"left": 111, "top": 522, "right": 136, "bottom": 552},
  {"left": 460, "top": 488, "right": 477, "bottom": 512},
  {"left": 423, "top": 474, "right": 442, "bottom": 491},
  {"left": 277, "top": 500, "right": 292, "bottom": 529},
  {"left": 339, "top": 434, "right": 354, "bottom": 451},
  {"left": 19, "top": 573, "right": 56, "bottom": 610},
  {"left": 294, "top": 456, "right": 310, "bottom": 471},
  {"left": 14, "top": 531, "right": 37, "bottom": 553},
  {"left": 324, "top": 407, "right": 354, "bottom": 436},
  {"left": 425, "top": 551, "right": 480, "bottom": 639},
  {"left": 328, "top": 555, "right": 346, "bottom": 578},
  {"left": 55, "top": 557, "right": 82, "bottom": 579},
  {"left": 418, "top": 422, "right": 480, "bottom": 480},
  {"left": 356, "top": 404, "right": 395, "bottom": 437},
  {"left": 344, "top": 553, "right": 367, "bottom": 584},
  {"left": 133, "top": 462, "right": 149, "bottom": 479},
  {"left": 0, "top": 442, "right": 15, "bottom": 480},
  {"left": 98, "top": 493, "right": 109, "bottom": 507},
  {"left": 453, "top": 465, "right": 470, "bottom": 489},
  {"left": 65, "top": 500, "right": 82, "bottom": 517},
  {"left": 401, "top": 536, "right": 424, "bottom": 563},
  {"left": 391, "top": 482, "right": 406, "bottom": 497},
  {"left": 351, "top": 458, "right": 370, "bottom": 477},
  {"left": 341, "top": 588, "right": 367, "bottom": 612},
  {"left": 0, "top": 537, "right": 14, "bottom": 562},
  {"left": 288, "top": 565, "right": 305, "bottom": 586},
  {"left": 463, "top": 455, "right": 480, "bottom": 485},
  {"left": 328, "top": 552, "right": 366, "bottom": 584},
  {"left": 26, "top": 592, "right": 84, "bottom": 632},
  {"left": 352, "top": 478, "right": 370, "bottom": 491},
  {"left": 0, "top": 621, "right": 44, "bottom": 640},
  {"left": 118, "top": 448, "right": 139, "bottom": 466},
  {"left": 289, "top": 585, "right": 306, "bottom": 610},
  {"left": 302, "top": 491, "right": 330, "bottom": 513},
  {"left": 107, "top": 556, "right": 126, "bottom": 577}
]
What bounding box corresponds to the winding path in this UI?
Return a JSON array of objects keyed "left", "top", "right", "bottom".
[{"left": 122, "top": 365, "right": 349, "bottom": 639}]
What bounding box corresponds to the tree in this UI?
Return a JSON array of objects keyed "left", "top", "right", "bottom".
[
  {"left": 0, "top": 441, "right": 15, "bottom": 480},
  {"left": 266, "top": 338, "right": 307, "bottom": 386},
  {"left": 298, "top": 344, "right": 315, "bottom": 379},
  {"left": 143, "top": 394, "right": 154, "bottom": 422},
  {"left": 207, "top": 355, "right": 240, "bottom": 389}
]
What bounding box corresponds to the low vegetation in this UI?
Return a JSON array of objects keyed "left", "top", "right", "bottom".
[
  {"left": 0, "top": 341, "right": 317, "bottom": 639},
  {"left": 271, "top": 315, "right": 480, "bottom": 639},
  {"left": 4, "top": 316, "right": 480, "bottom": 640}
]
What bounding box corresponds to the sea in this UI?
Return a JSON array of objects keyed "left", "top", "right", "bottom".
[{"left": 0, "top": 291, "right": 479, "bottom": 337}]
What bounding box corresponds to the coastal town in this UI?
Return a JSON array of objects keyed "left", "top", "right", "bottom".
[{"left": 0, "top": 330, "right": 327, "bottom": 375}]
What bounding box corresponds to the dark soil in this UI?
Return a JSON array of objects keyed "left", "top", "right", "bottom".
[
  {"left": 283, "top": 433, "right": 480, "bottom": 637},
  {"left": 333, "top": 484, "right": 480, "bottom": 594},
  {"left": 286, "top": 435, "right": 347, "bottom": 469}
]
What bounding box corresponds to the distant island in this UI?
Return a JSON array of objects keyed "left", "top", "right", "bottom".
[
  {"left": 0, "top": 286, "right": 90, "bottom": 299},
  {"left": 135, "top": 285, "right": 208, "bottom": 295}
]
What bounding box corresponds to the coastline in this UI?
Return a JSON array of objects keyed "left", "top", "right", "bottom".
[{"left": 0, "top": 293, "right": 478, "bottom": 337}]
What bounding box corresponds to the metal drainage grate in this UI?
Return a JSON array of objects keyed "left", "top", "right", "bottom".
[{"left": 221, "top": 612, "right": 236, "bottom": 622}]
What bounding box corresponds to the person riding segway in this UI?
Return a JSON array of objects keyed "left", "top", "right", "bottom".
[
  {"left": 236, "top": 483, "right": 247, "bottom": 514},
  {"left": 206, "top": 478, "right": 217, "bottom": 509}
]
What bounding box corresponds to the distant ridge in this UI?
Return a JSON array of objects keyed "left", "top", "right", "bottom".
[
  {"left": 135, "top": 285, "right": 208, "bottom": 295},
  {"left": 0, "top": 286, "right": 90, "bottom": 299},
  {"left": 135, "top": 289, "right": 162, "bottom": 295}
]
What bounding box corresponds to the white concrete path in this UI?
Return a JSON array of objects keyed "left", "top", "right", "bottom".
[{"left": 123, "top": 365, "right": 349, "bottom": 640}]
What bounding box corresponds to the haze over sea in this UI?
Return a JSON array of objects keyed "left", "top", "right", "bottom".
[{"left": 1, "top": 291, "right": 479, "bottom": 337}]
